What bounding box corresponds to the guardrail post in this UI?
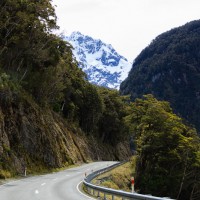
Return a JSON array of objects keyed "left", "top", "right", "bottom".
[
  {"left": 97, "top": 191, "right": 100, "bottom": 198},
  {"left": 131, "top": 177, "right": 135, "bottom": 193},
  {"left": 104, "top": 193, "right": 106, "bottom": 200},
  {"left": 112, "top": 194, "right": 115, "bottom": 200}
]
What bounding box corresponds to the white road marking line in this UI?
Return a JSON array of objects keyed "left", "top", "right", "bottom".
[
  {"left": 35, "top": 190, "right": 39, "bottom": 194},
  {"left": 77, "top": 181, "right": 95, "bottom": 200},
  {"left": 65, "top": 175, "right": 70, "bottom": 177},
  {"left": 41, "top": 183, "right": 46, "bottom": 186},
  {"left": 53, "top": 178, "right": 57, "bottom": 181}
]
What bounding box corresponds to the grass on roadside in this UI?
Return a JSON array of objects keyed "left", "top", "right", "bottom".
[
  {"left": 92, "top": 156, "right": 137, "bottom": 192},
  {"left": 0, "top": 170, "right": 12, "bottom": 179}
]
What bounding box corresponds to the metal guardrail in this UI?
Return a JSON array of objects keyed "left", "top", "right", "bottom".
[{"left": 83, "top": 162, "right": 173, "bottom": 200}]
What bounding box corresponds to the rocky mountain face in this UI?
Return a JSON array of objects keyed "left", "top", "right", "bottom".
[
  {"left": 120, "top": 20, "right": 200, "bottom": 133},
  {"left": 65, "top": 32, "right": 132, "bottom": 89},
  {"left": 0, "top": 88, "right": 130, "bottom": 177}
]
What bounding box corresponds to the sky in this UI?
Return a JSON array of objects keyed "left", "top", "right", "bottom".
[{"left": 52, "top": 0, "right": 200, "bottom": 61}]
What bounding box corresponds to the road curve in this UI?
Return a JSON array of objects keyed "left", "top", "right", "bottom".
[{"left": 0, "top": 161, "right": 117, "bottom": 200}]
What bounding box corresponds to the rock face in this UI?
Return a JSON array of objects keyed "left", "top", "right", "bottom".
[
  {"left": 120, "top": 20, "right": 200, "bottom": 133},
  {"left": 0, "top": 88, "right": 130, "bottom": 176},
  {"left": 65, "top": 32, "right": 132, "bottom": 89}
]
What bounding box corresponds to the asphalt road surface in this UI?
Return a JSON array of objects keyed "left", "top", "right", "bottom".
[{"left": 0, "top": 161, "right": 116, "bottom": 200}]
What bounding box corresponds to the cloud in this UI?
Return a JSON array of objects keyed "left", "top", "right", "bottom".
[{"left": 52, "top": 0, "right": 200, "bottom": 60}]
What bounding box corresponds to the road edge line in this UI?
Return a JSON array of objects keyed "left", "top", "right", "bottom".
[{"left": 77, "top": 181, "right": 96, "bottom": 200}]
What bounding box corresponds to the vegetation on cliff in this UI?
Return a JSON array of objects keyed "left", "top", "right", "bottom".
[
  {"left": 0, "top": 0, "right": 131, "bottom": 177},
  {"left": 120, "top": 20, "right": 200, "bottom": 133}
]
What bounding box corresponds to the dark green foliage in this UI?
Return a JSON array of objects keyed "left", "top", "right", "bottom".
[
  {"left": 0, "top": 0, "right": 97, "bottom": 117},
  {"left": 63, "top": 77, "right": 104, "bottom": 134},
  {"left": 98, "top": 88, "right": 130, "bottom": 144},
  {"left": 0, "top": 0, "right": 58, "bottom": 71},
  {"left": 62, "top": 83, "right": 130, "bottom": 144},
  {"left": 0, "top": 0, "right": 75, "bottom": 106},
  {"left": 126, "top": 95, "right": 200, "bottom": 199},
  {"left": 120, "top": 20, "right": 200, "bottom": 133}
]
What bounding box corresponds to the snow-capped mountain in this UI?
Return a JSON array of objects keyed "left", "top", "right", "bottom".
[{"left": 65, "top": 32, "right": 132, "bottom": 89}]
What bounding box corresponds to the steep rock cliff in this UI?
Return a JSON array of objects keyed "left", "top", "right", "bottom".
[{"left": 0, "top": 87, "right": 130, "bottom": 177}]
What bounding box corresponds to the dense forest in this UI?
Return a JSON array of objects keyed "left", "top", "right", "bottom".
[
  {"left": 120, "top": 20, "right": 200, "bottom": 133},
  {"left": 0, "top": 1, "right": 199, "bottom": 199}
]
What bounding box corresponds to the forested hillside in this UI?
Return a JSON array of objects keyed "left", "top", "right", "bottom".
[
  {"left": 0, "top": 0, "right": 131, "bottom": 177},
  {"left": 120, "top": 20, "right": 200, "bottom": 133},
  {"left": 120, "top": 20, "right": 200, "bottom": 199}
]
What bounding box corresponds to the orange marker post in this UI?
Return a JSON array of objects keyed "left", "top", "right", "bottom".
[{"left": 131, "top": 177, "right": 135, "bottom": 193}]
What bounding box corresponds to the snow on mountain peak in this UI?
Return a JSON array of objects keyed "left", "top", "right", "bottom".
[{"left": 65, "top": 31, "right": 132, "bottom": 89}]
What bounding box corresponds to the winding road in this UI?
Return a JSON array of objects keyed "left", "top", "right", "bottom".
[{"left": 0, "top": 161, "right": 116, "bottom": 200}]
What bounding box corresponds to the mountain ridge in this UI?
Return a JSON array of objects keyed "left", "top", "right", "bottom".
[
  {"left": 65, "top": 31, "right": 132, "bottom": 89},
  {"left": 120, "top": 20, "right": 200, "bottom": 133}
]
